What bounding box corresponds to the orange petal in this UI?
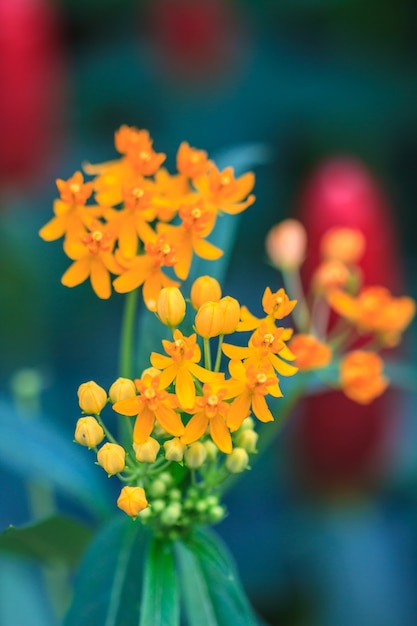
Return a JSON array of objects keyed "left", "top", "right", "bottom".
[
  {"left": 90, "top": 259, "right": 112, "bottom": 299},
  {"left": 175, "top": 368, "right": 196, "bottom": 409},
  {"left": 192, "top": 238, "right": 223, "bottom": 261},
  {"left": 133, "top": 406, "right": 155, "bottom": 443},
  {"left": 222, "top": 343, "right": 251, "bottom": 360},
  {"left": 155, "top": 403, "right": 185, "bottom": 436},
  {"left": 113, "top": 397, "right": 140, "bottom": 416},
  {"left": 227, "top": 391, "right": 251, "bottom": 431},
  {"left": 39, "top": 216, "right": 66, "bottom": 241},
  {"left": 113, "top": 256, "right": 151, "bottom": 293},
  {"left": 251, "top": 394, "right": 274, "bottom": 422},
  {"left": 181, "top": 411, "right": 208, "bottom": 444},
  {"left": 269, "top": 354, "right": 298, "bottom": 376}
]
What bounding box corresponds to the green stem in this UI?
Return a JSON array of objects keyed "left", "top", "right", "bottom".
[
  {"left": 119, "top": 289, "right": 139, "bottom": 379},
  {"left": 282, "top": 267, "right": 310, "bottom": 332},
  {"left": 203, "top": 338, "right": 212, "bottom": 371},
  {"left": 214, "top": 334, "right": 224, "bottom": 372}
]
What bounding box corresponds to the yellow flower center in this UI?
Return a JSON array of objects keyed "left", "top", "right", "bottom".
[
  {"left": 162, "top": 243, "right": 171, "bottom": 255},
  {"left": 263, "top": 333, "right": 274, "bottom": 347},
  {"left": 191, "top": 207, "right": 202, "bottom": 220},
  {"left": 70, "top": 183, "right": 81, "bottom": 193},
  {"left": 256, "top": 373, "right": 267, "bottom": 384},
  {"left": 139, "top": 150, "right": 151, "bottom": 162},
  {"left": 220, "top": 174, "right": 231, "bottom": 186},
  {"left": 144, "top": 387, "right": 156, "bottom": 400},
  {"left": 132, "top": 187, "right": 144, "bottom": 198},
  {"left": 207, "top": 394, "right": 219, "bottom": 407},
  {"left": 92, "top": 230, "right": 103, "bottom": 242}
]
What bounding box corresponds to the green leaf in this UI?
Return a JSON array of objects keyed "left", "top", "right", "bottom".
[
  {"left": 176, "top": 527, "right": 260, "bottom": 626},
  {"left": 0, "top": 515, "right": 93, "bottom": 568},
  {"left": 64, "top": 515, "right": 147, "bottom": 626},
  {"left": 0, "top": 399, "right": 112, "bottom": 518},
  {"left": 139, "top": 537, "right": 179, "bottom": 626}
]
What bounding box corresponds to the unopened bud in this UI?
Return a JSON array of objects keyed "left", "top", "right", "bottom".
[
  {"left": 157, "top": 287, "right": 186, "bottom": 327},
  {"left": 97, "top": 442, "right": 126, "bottom": 475},
  {"left": 218, "top": 296, "right": 240, "bottom": 334},
  {"left": 265, "top": 219, "right": 307, "bottom": 270},
  {"left": 164, "top": 437, "right": 186, "bottom": 462},
  {"left": 184, "top": 442, "right": 207, "bottom": 468},
  {"left": 109, "top": 377, "right": 136, "bottom": 403},
  {"left": 160, "top": 502, "right": 182, "bottom": 526},
  {"left": 195, "top": 301, "right": 224, "bottom": 338},
  {"left": 117, "top": 486, "right": 148, "bottom": 517},
  {"left": 203, "top": 440, "right": 218, "bottom": 461},
  {"left": 239, "top": 416, "right": 255, "bottom": 431},
  {"left": 190, "top": 276, "right": 222, "bottom": 309},
  {"left": 149, "top": 479, "right": 166, "bottom": 498},
  {"left": 320, "top": 227, "right": 365, "bottom": 265},
  {"left": 207, "top": 505, "right": 226, "bottom": 523},
  {"left": 74, "top": 416, "right": 104, "bottom": 448},
  {"left": 78, "top": 381, "right": 107, "bottom": 414},
  {"left": 133, "top": 437, "right": 160, "bottom": 463},
  {"left": 225, "top": 448, "right": 249, "bottom": 473},
  {"left": 235, "top": 429, "right": 258, "bottom": 453}
]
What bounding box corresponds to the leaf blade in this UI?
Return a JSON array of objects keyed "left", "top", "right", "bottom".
[{"left": 139, "top": 537, "right": 179, "bottom": 626}]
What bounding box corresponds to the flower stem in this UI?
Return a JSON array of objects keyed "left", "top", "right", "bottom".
[
  {"left": 203, "top": 337, "right": 212, "bottom": 371},
  {"left": 214, "top": 334, "right": 224, "bottom": 372},
  {"left": 118, "top": 289, "right": 139, "bottom": 442}
]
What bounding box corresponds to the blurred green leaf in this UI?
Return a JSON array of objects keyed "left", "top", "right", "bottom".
[
  {"left": 64, "top": 515, "right": 147, "bottom": 626},
  {"left": 0, "top": 515, "right": 93, "bottom": 568},
  {"left": 176, "top": 527, "right": 260, "bottom": 626},
  {"left": 140, "top": 537, "right": 179, "bottom": 626},
  {"left": 0, "top": 398, "right": 112, "bottom": 518}
]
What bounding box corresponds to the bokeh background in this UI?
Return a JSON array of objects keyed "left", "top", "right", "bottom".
[{"left": 1, "top": 1, "right": 417, "bottom": 625}]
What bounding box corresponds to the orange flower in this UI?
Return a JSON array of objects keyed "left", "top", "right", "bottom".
[
  {"left": 289, "top": 334, "right": 332, "bottom": 371},
  {"left": 181, "top": 384, "right": 232, "bottom": 454},
  {"left": 194, "top": 164, "right": 255, "bottom": 214},
  {"left": 311, "top": 259, "right": 351, "bottom": 294},
  {"left": 112, "top": 373, "right": 184, "bottom": 443},
  {"left": 39, "top": 172, "right": 100, "bottom": 246},
  {"left": 112, "top": 235, "right": 179, "bottom": 310},
  {"left": 238, "top": 287, "right": 297, "bottom": 331},
  {"left": 222, "top": 322, "right": 298, "bottom": 377},
  {"left": 190, "top": 275, "right": 222, "bottom": 309},
  {"left": 61, "top": 223, "right": 122, "bottom": 299},
  {"left": 320, "top": 227, "right": 365, "bottom": 264},
  {"left": 340, "top": 350, "right": 388, "bottom": 404},
  {"left": 329, "top": 286, "right": 416, "bottom": 344},
  {"left": 114, "top": 125, "right": 166, "bottom": 176},
  {"left": 152, "top": 168, "right": 191, "bottom": 222},
  {"left": 224, "top": 361, "right": 282, "bottom": 431},
  {"left": 159, "top": 199, "right": 222, "bottom": 280},
  {"left": 176, "top": 141, "right": 211, "bottom": 179},
  {"left": 150, "top": 330, "right": 221, "bottom": 409}
]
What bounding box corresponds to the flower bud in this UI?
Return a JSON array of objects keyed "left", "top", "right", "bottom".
[
  {"left": 225, "top": 448, "right": 249, "bottom": 473},
  {"left": 78, "top": 381, "right": 107, "bottom": 414},
  {"left": 164, "top": 437, "right": 186, "bottom": 462},
  {"left": 160, "top": 502, "right": 182, "bottom": 526},
  {"left": 109, "top": 377, "right": 137, "bottom": 404},
  {"left": 157, "top": 287, "right": 186, "bottom": 327},
  {"left": 149, "top": 479, "right": 166, "bottom": 498},
  {"left": 203, "top": 440, "right": 218, "bottom": 461},
  {"left": 239, "top": 416, "right": 255, "bottom": 431},
  {"left": 97, "top": 442, "right": 126, "bottom": 475},
  {"left": 207, "top": 504, "right": 226, "bottom": 523},
  {"left": 235, "top": 429, "right": 258, "bottom": 454},
  {"left": 141, "top": 367, "right": 161, "bottom": 378},
  {"left": 133, "top": 437, "right": 160, "bottom": 463},
  {"left": 117, "top": 486, "right": 148, "bottom": 517},
  {"left": 218, "top": 296, "right": 240, "bottom": 334},
  {"left": 74, "top": 416, "right": 104, "bottom": 448},
  {"left": 195, "top": 301, "right": 224, "bottom": 338},
  {"left": 311, "top": 259, "right": 351, "bottom": 295},
  {"left": 265, "top": 219, "right": 307, "bottom": 270},
  {"left": 184, "top": 442, "right": 207, "bottom": 468},
  {"left": 190, "top": 275, "right": 222, "bottom": 309}
]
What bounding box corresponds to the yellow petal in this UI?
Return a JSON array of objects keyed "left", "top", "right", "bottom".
[
  {"left": 222, "top": 343, "right": 251, "bottom": 360},
  {"left": 251, "top": 394, "right": 274, "bottom": 422},
  {"left": 133, "top": 406, "right": 155, "bottom": 443},
  {"left": 90, "top": 258, "right": 111, "bottom": 299},
  {"left": 61, "top": 258, "right": 91, "bottom": 288},
  {"left": 227, "top": 392, "right": 251, "bottom": 431},
  {"left": 269, "top": 354, "right": 298, "bottom": 376},
  {"left": 119, "top": 215, "right": 139, "bottom": 258},
  {"left": 39, "top": 216, "right": 66, "bottom": 241},
  {"left": 175, "top": 368, "right": 196, "bottom": 409},
  {"left": 113, "top": 397, "right": 140, "bottom": 417},
  {"left": 155, "top": 403, "right": 185, "bottom": 437},
  {"left": 150, "top": 352, "right": 172, "bottom": 369},
  {"left": 210, "top": 414, "right": 232, "bottom": 454},
  {"left": 193, "top": 238, "right": 223, "bottom": 261},
  {"left": 181, "top": 411, "right": 208, "bottom": 445}
]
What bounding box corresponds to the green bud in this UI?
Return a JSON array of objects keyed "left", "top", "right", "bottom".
[
  {"left": 203, "top": 440, "right": 218, "bottom": 461},
  {"left": 207, "top": 505, "right": 226, "bottom": 523},
  {"left": 225, "top": 448, "right": 249, "bottom": 473},
  {"left": 205, "top": 495, "right": 218, "bottom": 508},
  {"left": 184, "top": 442, "right": 207, "bottom": 468},
  {"left": 151, "top": 499, "right": 166, "bottom": 514},
  {"left": 195, "top": 499, "right": 208, "bottom": 513},
  {"left": 159, "top": 472, "right": 173, "bottom": 486},
  {"left": 160, "top": 502, "right": 182, "bottom": 526},
  {"left": 169, "top": 488, "right": 182, "bottom": 501},
  {"left": 235, "top": 429, "right": 258, "bottom": 453},
  {"left": 149, "top": 479, "right": 166, "bottom": 499},
  {"left": 239, "top": 416, "right": 255, "bottom": 431}
]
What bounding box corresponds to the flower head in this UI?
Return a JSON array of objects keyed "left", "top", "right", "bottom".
[
  {"left": 340, "top": 350, "right": 388, "bottom": 404},
  {"left": 181, "top": 384, "right": 232, "bottom": 454},
  {"left": 289, "top": 334, "right": 332, "bottom": 371}
]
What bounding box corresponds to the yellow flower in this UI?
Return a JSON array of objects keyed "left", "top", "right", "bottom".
[
  {"left": 39, "top": 172, "right": 101, "bottom": 250},
  {"left": 340, "top": 350, "right": 388, "bottom": 405},
  {"left": 176, "top": 141, "right": 211, "bottom": 179},
  {"left": 181, "top": 384, "right": 232, "bottom": 454},
  {"left": 74, "top": 416, "right": 104, "bottom": 448},
  {"left": 289, "top": 334, "right": 332, "bottom": 371},
  {"left": 224, "top": 361, "right": 282, "bottom": 431},
  {"left": 97, "top": 442, "right": 126, "bottom": 475},
  {"left": 190, "top": 275, "right": 222, "bottom": 309},
  {"left": 194, "top": 164, "right": 255, "bottom": 215},
  {"left": 150, "top": 330, "right": 222, "bottom": 409},
  {"left": 237, "top": 287, "right": 297, "bottom": 331},
  {"left": 61, "top": 224, "right": 123, "bottom": 299},
  {"left": 117, "top": 485, "right": 149, "bottom": 517},
  {"left": 112, "top": 373, "right": 184, "bottom": 443},
  {"left": 158, "top": 199, "right": 222, "bottom": 280},
  {"left": 156, "top": 286, "right": 186, "bottom": 327},
  {"left": 78, "top": 381, "right": 108, "bottom": 414},
  {"left": 113, "top": 235, "right": 180, "bottom": 310},
  {"left": 222, "top": 322, "right": 298, "bottom": 377}
]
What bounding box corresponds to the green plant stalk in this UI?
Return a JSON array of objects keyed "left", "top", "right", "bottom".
[{"left": 118, "top": 289, "right": 139, "bottom": 443}]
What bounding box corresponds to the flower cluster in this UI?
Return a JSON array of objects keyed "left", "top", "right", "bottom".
[
  {"left": 266, "top": 219, "right": 416, "bottom": 404},
  {"left": 39, "top": 125, "right": 255, "bottom": 307},
  {"left": 74, "top": 277, "right": 297, "bottom": 533}
]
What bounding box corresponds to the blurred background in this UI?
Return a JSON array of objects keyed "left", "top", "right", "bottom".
[{"left": 1, "top": 1, "right": 417, "bottom": 624}]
